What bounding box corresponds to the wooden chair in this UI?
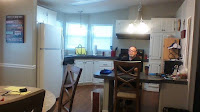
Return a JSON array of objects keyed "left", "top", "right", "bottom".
[
  {"left": 0, "top": 89, "right": 45, "bottom": 112},
  {"left": 113, "top": 60, "right": 141, "bottom": 112},
  {"left": 58, "top": 64, "right": 83, "bottom": 112}
]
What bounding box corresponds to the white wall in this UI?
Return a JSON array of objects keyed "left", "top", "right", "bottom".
[
  {"left": 176, "top": 0, "right": 196, "bottom": 111},
  {"left": 62, "top": 2, "right": 182, "bottom": 56},
  {"left": 0, "top": 0, "right": 37, "bottom": 86}
]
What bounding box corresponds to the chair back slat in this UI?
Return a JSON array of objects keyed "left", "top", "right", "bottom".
[
  {"left": 0, "top": 89, "right": 45, "bottom": 112},
  {"left": 114, "top": 61, "right": 141, "bottom": 92},
  {"left": 58, "top": 64, "right": 82, "bottom": 112}
]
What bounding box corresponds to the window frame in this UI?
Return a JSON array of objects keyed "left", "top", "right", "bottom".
[
  {"left": 91, "top": 24, "right": 113, "bottom": 51},
  {"left": 65, "top": 22, "right": 88, "bottom": 50}
]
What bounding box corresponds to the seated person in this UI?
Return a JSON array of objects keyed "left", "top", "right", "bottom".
[
  {"left": 117, "top": 46, "right": 141, "bottom": 72},
  {"left": 119, "top": 46, "right": 141, "bottom": 61},
  {"left": 116, "top": 46, "right": 141, "bottom": 88}
]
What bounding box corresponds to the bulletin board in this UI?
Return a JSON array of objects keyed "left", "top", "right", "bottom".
[
  {"left": 163, "top": 38, "right": 180, "bottom": 60},
  {"left": 6, "top": 15, "right": 24, "bottom": 43}
]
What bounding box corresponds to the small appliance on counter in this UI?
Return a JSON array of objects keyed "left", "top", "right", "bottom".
[{"left": 164, "top": 61, "right": 183, "bottom": 75}]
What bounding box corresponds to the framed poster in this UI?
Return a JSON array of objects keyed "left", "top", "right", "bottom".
[{"left": 6, "top": 15, "right": 24, "bottom": 43}]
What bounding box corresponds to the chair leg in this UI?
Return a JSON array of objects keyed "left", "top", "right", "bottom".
[
  {"left": 113, "top": 98, "right": 117, "bottom": 112},
  {"left": 136, "top": 99, "right": 140, "bottom": 112},
  {"left": 58, "top": 97, "right": 62, "bottom": 112}
]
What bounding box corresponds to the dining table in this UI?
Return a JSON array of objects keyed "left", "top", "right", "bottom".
[
  {"left": 0, "top": 86, "right": 56, "bottom": 112},
  {"left": 94, "top": 71, "right": 188, "bottom": 112}
]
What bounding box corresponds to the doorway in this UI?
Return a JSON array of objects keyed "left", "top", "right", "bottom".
[{"left": 193, "top": 19, "right": 200, "bottom": 112}]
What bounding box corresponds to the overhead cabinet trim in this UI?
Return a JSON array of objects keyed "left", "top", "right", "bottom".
[{"left": 116, "top": 33, "right": 150, "bottom": 40}]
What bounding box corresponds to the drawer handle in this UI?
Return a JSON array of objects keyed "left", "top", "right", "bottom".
[{"left": 103, "top": 64, "right": 108, "bottom": 66}]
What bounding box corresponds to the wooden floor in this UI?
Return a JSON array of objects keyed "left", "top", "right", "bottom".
[{"left": 53, "top": 85, "right": 159, "bottom": 112}]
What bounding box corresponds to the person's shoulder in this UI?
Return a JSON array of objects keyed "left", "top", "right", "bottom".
[
  {"left": 117, "top": 55, "right": 129, "bottom": 61},
  {"left": 133, "top": 56, "right": 141, "bottom": 61}
]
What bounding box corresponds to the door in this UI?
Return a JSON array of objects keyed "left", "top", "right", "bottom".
[
  {"left": 93, "top": 61, "right": 103, "bottom": 83},
  {"left": 149, "top": 62, "right": 161, "bottom": 73},
  {"left": 74, "top": 60, "right": 85, "bottom": 83},
  {"left": 150, "top": 33, "right": 163, "bottom": 60},
  {"left": 151, "top": 18, "right": 162, "bottom": 32},
  {"left": 162, "top": 18, "right": 175, "bottom": 32},
  {"left": 84, "top": 61, "right": 94, "bottom": 83}
]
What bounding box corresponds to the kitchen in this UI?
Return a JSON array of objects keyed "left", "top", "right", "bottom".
[{"left": 0, "top": 0, "right": 199, "bottom": 112}]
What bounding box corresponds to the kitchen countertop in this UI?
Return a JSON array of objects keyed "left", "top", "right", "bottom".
[
  {"left": 63, "top": 55, "right": 149, "bottom": 65},
  {"left": 65, "top": 55, "right": 117, "bottom": 59},
  {"left": 94, "top": 71, "right": 188, "bottom": 85},
  {"left": 63, "top": 55, "right": 117, "bottom": 65}
]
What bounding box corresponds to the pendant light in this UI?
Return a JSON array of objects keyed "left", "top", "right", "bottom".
[
  {"left": 77, "top": 11, "right": 86, "bottom": 35},
  {"left": 78, "top": 11, "right": 83, "bottom": 28},
  {"left": 127, "top": 0, "right": 149, "bottom": 34}
]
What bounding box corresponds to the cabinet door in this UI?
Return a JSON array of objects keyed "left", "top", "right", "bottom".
[
  {"left": 151, "top": 18, "right": 162, "bottom": 32},
  {"left": 162, "top": 18, "right": 175, "bottom": 32},
  {"left": 93, "top": 61, "right": 104, "bottom": 83},
  {"left": 150, "top": 33, "right": 163, "bottom": 60},
  {"left": 149, "top": 62, "right": 161, "bottom": 73},
  {"left": 47, "top": 10, "right": 57, "bottom": 26},
  {"left": 84, "top": 61, "right": 94, "bottom": 83},
  {"left": 37, "top": 6, "right": 48, "bottom": 23},
  {"left": 74, "top": 60, "right": 85, "bottom": 83}
]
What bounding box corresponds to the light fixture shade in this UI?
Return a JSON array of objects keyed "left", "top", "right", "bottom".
[
  {"left": 127, "top": 21, "right": 149, "bottom": 34},
  {"left": 137, "top": 21, "right": 149, "bottom": 34},
  {"left": 127, "top": 23, "right": 137, "bottom": 34}
]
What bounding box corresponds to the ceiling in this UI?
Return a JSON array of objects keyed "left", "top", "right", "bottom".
[{"left": 37, "top": 0, "right": 184, "bottom": 14}]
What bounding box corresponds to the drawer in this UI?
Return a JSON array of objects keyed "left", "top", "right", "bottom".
[
  {"left": 144, "top": 83, "right": 159, "bottom": 88},
  {"left": 148, "top": 83, "right": 159, "bottom": 88},
  {"left": 98, "top": 61, "right": 113, "bottom": 67}
]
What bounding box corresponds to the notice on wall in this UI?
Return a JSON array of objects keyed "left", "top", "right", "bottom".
[{"left": 6, "top": 15, "right": 24, "bottom": 43}]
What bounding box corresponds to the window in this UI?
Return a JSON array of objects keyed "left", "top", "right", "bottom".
[
  {"left": 91, "top": 25, "right": 113, "bottom": 50},
  {"left": 65, "top": 23, "right": 87, "bottom": 49}
]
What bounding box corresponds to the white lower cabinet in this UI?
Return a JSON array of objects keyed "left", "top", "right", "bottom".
[
  {"left": 74, "top": 59, "right": 113, "bottom": 84},
  {"left": 74, "top": 60, "right": 93, "bottom": 84},
  {"left": 144, "top": 62, "right": 161, "bottom": 92},
  {"left": 93, "top": 60, "right": 114, "bottom": 83}
]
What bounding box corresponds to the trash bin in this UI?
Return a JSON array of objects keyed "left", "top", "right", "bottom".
[{"left": 163, "top": 107, "right": 189, "bottom": 112}]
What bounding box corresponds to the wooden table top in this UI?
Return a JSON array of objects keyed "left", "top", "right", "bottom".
[{"left": 0, "top": 86, "right": 56, "bottom": 112}]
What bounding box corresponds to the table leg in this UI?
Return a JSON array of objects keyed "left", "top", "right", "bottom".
[
  {"left": 108, "top": 80, "right": 114, "bottom": 112},
  {"left": 102, "top": 79, "right": 114, "bottom": 112},
  {"left": 102, "top": 79, "right": 109, "bottom": 112}
]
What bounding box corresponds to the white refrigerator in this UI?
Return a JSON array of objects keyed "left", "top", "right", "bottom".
[{"left": 37, "top": 23, "right": 64, "bottom": 98}]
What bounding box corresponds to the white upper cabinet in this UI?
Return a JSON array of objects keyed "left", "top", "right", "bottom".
[
  {"left": 37, "top": 6, "right": 57, "bottom": 26},
  {"left": 149, "top": 33, "right": 163, "bottom": 60},
  {"left": 151, "top": 18, "right": 175, "bottom": 33}
]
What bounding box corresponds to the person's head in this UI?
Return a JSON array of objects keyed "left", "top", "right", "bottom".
[{"left": 128, "top": 46, "right": 137, "bottom": 57}]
